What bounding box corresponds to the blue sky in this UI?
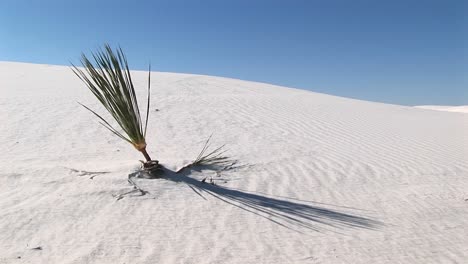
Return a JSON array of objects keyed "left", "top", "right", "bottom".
[{"left": 0, "top": 0, "right": 465, "bottom": 105}]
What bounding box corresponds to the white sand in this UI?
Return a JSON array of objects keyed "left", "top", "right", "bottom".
[
  {"left": 1, "top": 61, "right": 467, "bottom": 264},
  {"left": 415, "top": 105, "right": 468, "bottom": 114}
]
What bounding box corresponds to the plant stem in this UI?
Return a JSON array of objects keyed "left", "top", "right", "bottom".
[{"left": 140, "top": 148, "right": 152, "bottom": 162}]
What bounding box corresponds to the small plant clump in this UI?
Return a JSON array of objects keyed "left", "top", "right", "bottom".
[
  {"left": 176, "top": 135, "right": 237, "bottom": 174},
  {"left": 72, "top": 45, "right": 237, "bottom": 184}
]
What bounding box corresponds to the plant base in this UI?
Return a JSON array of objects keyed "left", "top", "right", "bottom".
[{"left": 139, "top": 160, "right": 164, "bottom": 179}]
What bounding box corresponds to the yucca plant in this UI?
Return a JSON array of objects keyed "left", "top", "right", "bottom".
[{"left": 71, "top": 44, "right": 155, "bottom": 164}]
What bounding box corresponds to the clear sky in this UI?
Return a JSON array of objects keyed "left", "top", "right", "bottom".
[{"left": 0, "top": 0, "right": 466, "bottom": 105}]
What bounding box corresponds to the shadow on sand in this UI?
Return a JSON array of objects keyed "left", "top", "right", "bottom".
[{"left": 141, "top": 166, "right": 384, "bottom": 233}]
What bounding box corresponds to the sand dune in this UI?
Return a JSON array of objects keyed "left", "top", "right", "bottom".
[
  {"left": 1, "top": 62, "right": 467, "bottom": 263},
  {"left": 415, "top": 105, "right": 468, "bottom": 114}
]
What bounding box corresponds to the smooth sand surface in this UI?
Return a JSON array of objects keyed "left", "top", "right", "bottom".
[
  {"left": 1, "top": 62, "right": 467, "bottom": 263},
  {"left": 415, "top": 105, "right": 468, "bottom": 114}
]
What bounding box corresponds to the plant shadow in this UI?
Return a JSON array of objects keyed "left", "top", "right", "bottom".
[{"left": 152, "top": 166, "right": 383, "bottom": 233}]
